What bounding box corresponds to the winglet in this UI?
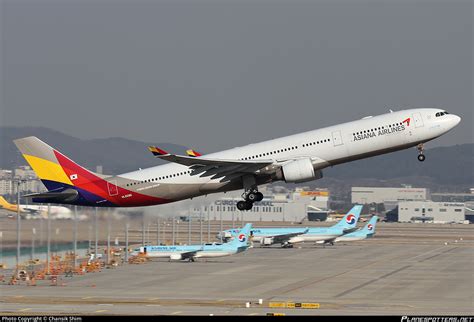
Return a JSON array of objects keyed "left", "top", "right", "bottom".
[
  {"left": 148, "top": 146, "right": 170, "bottom": 157},
  {"left": 186, "top": 149, "right": 202, "bottom": 157}
]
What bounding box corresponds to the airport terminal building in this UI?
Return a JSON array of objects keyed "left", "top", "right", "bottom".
[{"left": 352, "top": 186, "right": 429, "bottom": 204}]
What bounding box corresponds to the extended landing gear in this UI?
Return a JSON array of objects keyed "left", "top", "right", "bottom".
[
  {"left": 417, "top": 144, "right": 426, "bottom": 162},
  {"left": 236, "top": 175, "right": 264, "bottom": 211}
]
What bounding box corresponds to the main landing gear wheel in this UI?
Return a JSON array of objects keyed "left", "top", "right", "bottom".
[
  {"left": 237, "top": 200, "right": 253, "bottom": 211},
  {"left": 247, "top": 191, "right": 264, "bottom": 202},
  {"left": 417, "top": 154, "right": 426, "bottom": 162}
]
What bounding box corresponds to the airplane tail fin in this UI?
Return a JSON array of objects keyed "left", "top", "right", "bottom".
[
  {"left": 331, "top": 205, "right": 363, "bottom": 231},
  {"left": 12, "top": 136, "right": 123, "bottom": 206},
  {"left": 363, "top": 215, "right": 378, "bottom": 237},
  {"left": 14, "top": 136, "right": 107, "bottom": 193},
  {"left": 229, "top": 223, "right": 253, "bottom": 246}
]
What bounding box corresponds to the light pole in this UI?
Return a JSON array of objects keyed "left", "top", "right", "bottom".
[
  {"left": 125, "top": 222, "right": 129, "bottom": 263},
  {"left": 188, "top": 213, "right": 191, "bottom": 245},
  {"left": 156, "top": 217, "right": 160, "bottom": 245},
  {"left": 207, "top": 206, "right": 210, "bottom": 243},
  {"left": 94, "top": 207, "right": 98, "bottom": 260},
  {"left": 31, "top": 228, "right": 36, "bottom": 260},
  {"left": 142, "top": 214, "right": 145, "bottom": 245},
  {"left": 219, "top": 208, "right": 223, "bottom": 243},
  {"left": 47, "top": 204, "right": 51, "bottom": 274},
  {"left": 199, "top": 207, "right": 203, "bottom": 244},
  {"left": 73, "top": 206, "right": 78, "bottom": 268},
  {"left": 15, "top": 180, "right": 22, "bottom": 268},
  {"left": 106, "top": 212, "right": 111, "bottom": 265}
]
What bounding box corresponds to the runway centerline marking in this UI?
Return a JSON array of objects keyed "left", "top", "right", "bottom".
[{"left": 170, "top": 311, "right": 182, "bottom": 315}]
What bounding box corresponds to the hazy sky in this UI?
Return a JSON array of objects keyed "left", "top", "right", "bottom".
[{"left": 1, "top": 0, "right": 472, "bottom": 152}]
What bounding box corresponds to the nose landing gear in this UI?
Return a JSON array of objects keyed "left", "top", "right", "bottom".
[{"left": 417, "top": 144, "right": 426, "bottom": 162}]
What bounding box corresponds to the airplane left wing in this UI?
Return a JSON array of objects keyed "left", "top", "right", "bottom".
[
  {"left": 148, "top": 146, "right": 274, "bottom": 182},
  {"left": 269, "top": 228, "right": 309, "bottom": 244},
  {"left": 179, "top": 249, "right": 202, "bottom": 260}
]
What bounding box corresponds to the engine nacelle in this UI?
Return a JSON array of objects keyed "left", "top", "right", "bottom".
[
  {"left": 262, "top": 237, "right": 274, "bottom": 245},
  {"left": 169, "top": 253, "right": 183, "bottom": 260},
  {"left": 280, "top": 158, "right": 323, "bottom": 183}
]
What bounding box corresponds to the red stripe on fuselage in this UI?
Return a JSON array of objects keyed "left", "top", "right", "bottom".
[{"left": 53, "top": 150, "right": 171, "bottom": 207}]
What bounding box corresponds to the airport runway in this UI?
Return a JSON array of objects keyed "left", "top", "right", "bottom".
[{"left": 1, "top": 224, "right": 473, "bottom": 315}]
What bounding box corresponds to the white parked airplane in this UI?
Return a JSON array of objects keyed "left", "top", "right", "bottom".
[
  {"left": 0, "top": 196, "right": 72, "bottom": 219},
  {"left": 14, "top": 108, "right": 460, "bottom": 210}
]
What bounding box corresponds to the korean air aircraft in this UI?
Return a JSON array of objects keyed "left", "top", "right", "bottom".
[
  {"left": 131, "top": 223, "right": 252, "bottom": 262},
  {"left": 333, "top": 215, "right": 378, "bottom": 243},
  {"left": 13, "top": 108, "right": 460, "bottom": 210},
  {"left": 222, "top": 205, "right": 363, "bottom": 248}
]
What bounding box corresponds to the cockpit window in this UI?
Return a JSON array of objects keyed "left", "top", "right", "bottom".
[{"left": 435, "top": 111, "right": 449, "bottom": 117}]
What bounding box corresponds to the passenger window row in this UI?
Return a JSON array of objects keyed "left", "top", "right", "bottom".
[
  {"left": 353, "top": 122, "right": 404, "bottom": 136},
  {"left": 302, "top": 138, "right": 331, "bottom": 147},
  {"left": 240, "top": 146, "right": 299, "bottom": 161}
]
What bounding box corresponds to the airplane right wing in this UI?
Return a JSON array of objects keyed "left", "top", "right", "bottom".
[{"left": 148, "top": 147, "right": 274, "bottom": 182}]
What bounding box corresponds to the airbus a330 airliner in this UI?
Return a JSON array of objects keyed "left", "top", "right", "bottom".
[{"left": 14, "top": 108, "right": 460, "bottom": 211}]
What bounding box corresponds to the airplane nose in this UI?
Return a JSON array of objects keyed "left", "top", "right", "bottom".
[{"left": 451, "top": 114, "right": 461, "bottom": 127}]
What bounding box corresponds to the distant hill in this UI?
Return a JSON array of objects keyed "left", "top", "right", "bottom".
[
  {"left": 0, "top": 127, "right": 188, "bottom": 174},
  {"left": 1, "top": 127, "right": 472, "bottom": 185}
]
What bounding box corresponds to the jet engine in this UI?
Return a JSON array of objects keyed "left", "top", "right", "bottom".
[
  {"left": 262, "top": 237, "right": 274, "bottom": 245},
  {"left": 279, "top": 158, "right": 323, "bottom": 183},
  {"left": 169, "top": 254, "right": 183, "bottom": 260}
]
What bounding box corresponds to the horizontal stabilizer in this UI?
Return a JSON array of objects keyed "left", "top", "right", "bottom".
[{"left": 24, "top": 189, "right": 79, "bottom": 202}]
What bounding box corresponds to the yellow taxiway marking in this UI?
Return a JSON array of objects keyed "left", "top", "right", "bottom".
[
  {"left": 18, "top": 308, "right": 31, "bottom": 312},
  {"left": 170, "top": 311, "right": 182, "bottom": 315},
  {"left": 145, "top": 304, "right": 161, "bottom": 307},
  {"left": 248, "top": 313, "right": 259, "bottom": 316},
  {"left": 218, "top": 299, "right": 226, "bottom": 302},
  {"left": 148, "top": 297, "right": 160, "bottom": 301},
  {"left": 94, "top": 310, "right": 108, "bottom": 313},
  {"left": 82, "top": 296, "right": 94, "bottom": 299}
]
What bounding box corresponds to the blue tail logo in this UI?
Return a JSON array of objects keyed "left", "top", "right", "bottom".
[{"left": 346, "top": 214, "right": 357, "bottom": 225}]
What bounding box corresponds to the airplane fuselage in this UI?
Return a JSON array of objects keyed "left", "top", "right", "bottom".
[{"left": 111, "top": 108, "right": 460, "bottom": 206}]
